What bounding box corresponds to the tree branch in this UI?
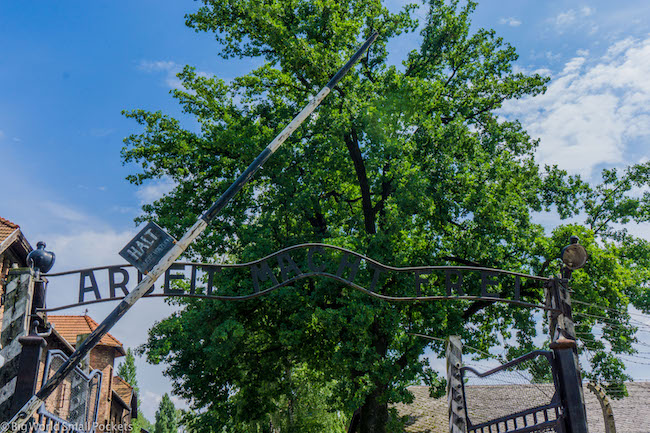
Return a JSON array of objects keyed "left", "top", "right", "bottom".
[
  {"left": 373, "top": 164, "right": 394, "bottom": 222},
  {"left": 344, "top": 128, "right": 376, "bottom": 234}
]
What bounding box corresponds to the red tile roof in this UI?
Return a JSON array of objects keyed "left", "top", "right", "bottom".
[
  {"left": 112, "top": 375, "right": 134, "bottom": 406},
  {"left": 48, "top": 315, "right": 125, "bottom": 356},
  {"left": 0, "top": 217, "right": 19, "bottom": 243}
]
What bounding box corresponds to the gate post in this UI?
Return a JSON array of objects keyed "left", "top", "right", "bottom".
[
  {"left": 551, "top": 336, "right": 588, "bottom": 433},
  {"left": 446, "top": 336, "right": 467, "bottom": 433},
  {"left": 547, "top": 236, "right": 589, "bottom": 433},
  {"left": 11, "top": 334, "right": 47, "bottom": 416},
  {"left": 0, "top": 268, "right": 35, "bottom": 421}
]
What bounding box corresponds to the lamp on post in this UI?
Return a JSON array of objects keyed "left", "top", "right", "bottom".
[
  {"left": 26, "top": 241, "right": 55, "bottom": 316},
  {"left": 26, "top": 241, "right": 56, "bottom": 276},
  {"left": 560, "top": 235, "right": 587, "bottom": 279},
  {"left": 13, "top": 243, "right": 54, "bottom": 419},
  {"left": 551, "top": 235, "right": 589, "bottom": 433}
]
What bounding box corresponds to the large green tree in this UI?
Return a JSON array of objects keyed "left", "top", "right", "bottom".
[{"left": 122, "top": 0, "right": 650, "bottom": 431}]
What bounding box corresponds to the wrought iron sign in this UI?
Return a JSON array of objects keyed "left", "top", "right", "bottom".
[{"left": 43, "top": 243, "right": 552, "bottom": 312}]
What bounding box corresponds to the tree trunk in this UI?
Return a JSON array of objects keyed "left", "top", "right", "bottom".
[{"left": 358, "top": 388, "right": 389, "bottom": 433}]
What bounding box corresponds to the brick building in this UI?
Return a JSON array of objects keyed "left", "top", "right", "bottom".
[
  {"left": 0, "top": 215, "right": 137, "bottom": 432},
  {"left": 44, "top": 315, "right": 137, "bottom": 429}
]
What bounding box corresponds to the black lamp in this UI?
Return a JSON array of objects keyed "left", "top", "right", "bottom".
[{"left": 27, "top": 241, "right": 56, "bottom": 274}]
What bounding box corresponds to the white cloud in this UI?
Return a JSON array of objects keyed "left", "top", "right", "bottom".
[
  {"left": 499, "top": 17, "right": 522, "bottom": 27},
  {"left": 42, "top": 228, "right": 135, "bottom": 270},
  {"left": 621, "top": 221, "right": 650, "bottom": 240},
  {"left": 138, "top": 59, "right": 214, "bottom": 91},
  {"left": 40, "top": 201, "right": 88, "bottom": 223},
  {"left": 140, "top": 390, "right": 163, "bottom": 420},
  {"left": 89, "top": 128, "right": 115, "bottom": 138},
  {"left": 166, "top": 76, "right": 184, "bottom": 91},
  {"left": 514, "top": 65, "right": 554, "bottom": 78},
  {"left": 554, "top": 9, "right": 577, "bottom": 28},
  {"left": 135, "top": 176, "right": 177, "bottom": 205},
  {"left": 111, "top": 205, "right": 137, "bottom": 215},
  {"left": 138, "top": 387, "right": 189, "bottom": 421},
  {"left": 501, "top": 36, "right": 650, "bottom": 178},
  {"left": 551, "top": 7, "right": 596, "bottom": 33},
  {"left": 137, "top": 60, "right": 178, "bottom": 73},
  {"left": 138, "top": 60, "right": 185, "bottom": 90}
]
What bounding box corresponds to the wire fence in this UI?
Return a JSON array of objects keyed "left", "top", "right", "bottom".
[{"left": 462, "top": 353, "right": 559, "bottom": 429}]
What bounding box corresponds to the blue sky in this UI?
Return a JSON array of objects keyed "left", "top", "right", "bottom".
[{"left": 2, "top": 0, "right": 650, "bottom": 420}]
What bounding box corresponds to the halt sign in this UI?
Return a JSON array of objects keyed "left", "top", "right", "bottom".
[{"left": 119, "top": 221, "right": 176, "bottom": 274}]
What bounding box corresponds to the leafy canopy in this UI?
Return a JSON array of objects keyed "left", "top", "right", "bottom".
[{"left": 122, "top": 0, "right": 650, "bottom": 431}]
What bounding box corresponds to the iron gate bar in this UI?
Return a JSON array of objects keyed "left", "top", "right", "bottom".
[
  {"left": 39, "top": 272, "right": 560, "bottom": 313},
  {"left": 467, "top": 403, "right": 562, "bottom": 433},
  {"left": 3, "top": 32, "right": 379, "bottom": 433},
  {"left": 460, "top": 350, "right": 555, "bottom": 378}
]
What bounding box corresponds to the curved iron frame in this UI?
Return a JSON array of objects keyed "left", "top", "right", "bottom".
[{"left": 41, "top": 243, "right": 554, "bottom": 313}]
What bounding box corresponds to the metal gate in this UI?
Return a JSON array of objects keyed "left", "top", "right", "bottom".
[
  {"left": 447, "top": 337, "right": 567, "bottom": 433},
  {"left": 30, "top": 350, "right": 102, "bottom": 433}
]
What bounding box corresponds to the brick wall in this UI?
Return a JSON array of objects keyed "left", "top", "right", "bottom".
[{"left": 90, "top": 346, "right": 118, "bottom": 425}]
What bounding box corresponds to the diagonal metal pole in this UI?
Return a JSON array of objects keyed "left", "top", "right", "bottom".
[{"left": 3, "top": 31, "right": 378, "bottom": 432}]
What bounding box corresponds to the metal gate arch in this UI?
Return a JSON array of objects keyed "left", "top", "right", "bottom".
[{"left": 3, "top": 240, "right": 589, "bottom": 433}]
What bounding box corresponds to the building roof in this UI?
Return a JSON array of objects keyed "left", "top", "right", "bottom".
[
  {"left": 0, "top": 217, "right": 19, "bottom": 242},
  {"left": 395, "top": 383, "right": 650, "bottom": 433},
  {"left": 48, "top": 315, "right": 126, "bottom": 356},
  {"left": 113, "top": 376, "right": 138, "bottom": 418},
  {"left": 113, "top": 375, "right": 134, "bottom": 406},
  {"left": 0, "top": 216, "right": 31, "bottom": 260},
  {"left": 111, "top": 388, "right": 131, "bottom": 411}
]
